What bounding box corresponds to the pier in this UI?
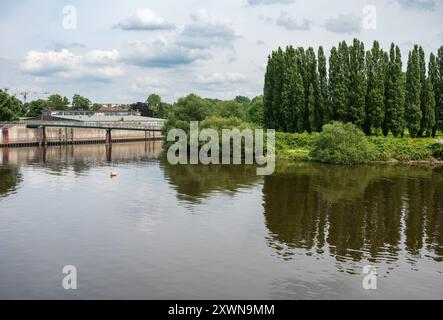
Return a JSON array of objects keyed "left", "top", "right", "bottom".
[{"left": 0, "top": 120, "right": 165, "bottom": 148}]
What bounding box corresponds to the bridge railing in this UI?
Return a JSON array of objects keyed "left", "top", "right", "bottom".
[{"left": 3, "top": 120, "right": 166, "bottom": 131}]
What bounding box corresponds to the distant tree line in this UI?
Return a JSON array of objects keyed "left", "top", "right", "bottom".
[
  {"left": 264, "top": 39, "right": 443, "bottom": 137},
  {"left": 163, "top": 93, "right": 264, "bottom": 129},
  {"left": 1, "top": 89, "right": 264, "bottom": 124},
  {"left": 0, "top": 92, "right": 106, "bottom": 120}
]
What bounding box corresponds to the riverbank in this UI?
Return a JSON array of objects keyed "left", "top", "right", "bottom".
[{"left": 275, "top": 132, "right": 443, "bottom": 164}]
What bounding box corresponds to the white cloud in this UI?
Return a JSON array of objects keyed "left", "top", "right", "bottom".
[
  {"left": 325, "top": 14, "right": 361, "bottom": 34},
  {"left": 131, "top": 76, "right": 168, "bottom": 94},
  {"left": 196, "top": 72, "right": 247, "bottom": 85},
  {"left": 394, "top": 0, "right": 436, "bottom": 11},
  {"left": 248, "top": 0, "right": 295, "bottom": 5},
  {"left": 124, "top": 39, "right": 211, "bottom": 68},
  {"left": 21, "top": 49, "right": 124, "bottom": 81},
  {"left": 177, "top": 10, "right": 241, "bottom": 49},
  {"left": 115, "top": 8, "right": 175, "bottom": 31},
  {"left": 276, "top": 12, "right": 311, "bottom": 31},
  {"left": 84, "top": 50, "right": 120, "bottom": 65},
  {"left": 21, "top": 49, "right": 77, "bottom": 75}
]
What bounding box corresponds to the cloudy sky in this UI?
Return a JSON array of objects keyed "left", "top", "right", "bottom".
[{"left": 0, "top": 0, "right": 442, "bottom": 104}]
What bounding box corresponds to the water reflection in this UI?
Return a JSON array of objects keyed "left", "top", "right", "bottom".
[
  {"left": 0, "top": 166, "right": 22, "bottom": 198},
  {"left": 0, "top": 142, "right": 442, "bottom": 298},
  {"left": 160, "top": 157, "right": 261, "bottom": 203},
  {"left": 0, "top": 141, "right": 162, "bottom": 176},
  {"left": 2, "top": 144, "right": 442, "bottom": 267},
  {"left": 263, "top": 162, "right": 443, "bottom": 268}
]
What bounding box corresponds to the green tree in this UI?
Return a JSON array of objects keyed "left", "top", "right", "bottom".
[
  {"left": 418, "top": 47, "right": 432, "bottom": 137},
  {"left": 72, "top": 94, "right": 91, "bottom": 110},
  {"left": 365, "top": 41, "right": 386, "bottom": 135},
  {"left": 384, "top": 44, "right": 405, "bottom": 137},
  {"left": 310, "top": 122, "right": 374, "bottom": 164},
  {"left": 305, "top": 47, "right": 320, "bottom": 132},
  {"left": 264, "top": 53, "right": 275, "bottom": 129},
  {"left": 234, "top": 96, "right": 251, "bottom": 106},
  {"left": 318, "top": 46, "right": 331, "bottom": 128},
  {"left": 0, "top": 90, "right": 21, "bottom": 121},
  {"left": 214, "top": 100, "right": 246, "bottom": 120},
  {"left": 348, "top": 39, "right": 367, "bottom": 128},
  {"left": 306, "top": 83, "right": 316, "bottom": 133},
  {"left": 155, "top": 102, "right": 172, "bottom": 119},
  {"left": 47, "top": 94, "right": 69, "bottom": 110},
  {"left": 431, "top": 47, "right": 443, "bottom": 136},
  {"left": 420, "top": 77, "right": 436, "bottom": 136},
  {"left": 334, "top": 42, "right": 351, "bottom": 122},
  {"left": 147, "top": 94, "right": 161, "bottom": 108},
  {"left": 272, "top": 48, "right": 285, "bottom": 131},
  {"left": 328, "top": 47, "right": 341, "bottom": 120},
  {"left": 247, "top": 96, "right": 264, "bottom": 126},
  {"left": 163, "top": 93, "right": 211, "bottom": 136},
  {"left": 405, "top": 46, "right": 422, "bottom": 137},
  {"left": 281, "top": 46, "right": 304, "bottom": 133},
  {"left": 27, "top": 99, "right": 49, "bottom": 117},
  {"left": 92, "top": 103, "right": 103, "bottom": 111},
  {"left": 147, "top": 93, "right": 163, "bottom": 117}
]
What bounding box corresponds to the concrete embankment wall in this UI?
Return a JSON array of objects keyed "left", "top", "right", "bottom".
[{"left": 0, "top": 124, "right": 163, "bottom": 147}]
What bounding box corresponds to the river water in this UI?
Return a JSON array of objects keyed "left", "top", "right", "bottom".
[{"left": 0, "top": 142, "right": 442, "bottom": 299}]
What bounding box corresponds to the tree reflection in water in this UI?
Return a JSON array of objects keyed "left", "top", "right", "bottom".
[
  {"left": 0, "top": 166, "right": 22, "bottom": 199},
  {"left": 160, "top": 155, "right": 261, "bottom": 203},
  {"left": 263, "top": 162, "right": 443, "bottom": 271}
]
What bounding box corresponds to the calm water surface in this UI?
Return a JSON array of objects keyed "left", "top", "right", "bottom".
[{"left": 0, "top": 142, "right": 442, "bottom": 299}]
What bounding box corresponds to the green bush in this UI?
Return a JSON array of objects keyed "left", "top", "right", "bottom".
[
  {"left": 369, "top": 136, "right": 434, "bottom": 161},
  {"left": 275, "top": 132, "right": 317, "bottom": 150},
  {"left": 310, "top": 122, "right": 375, "bottom": 164},
  {"left": 431, "top": 143, "right": 443, "bottom": 160}
]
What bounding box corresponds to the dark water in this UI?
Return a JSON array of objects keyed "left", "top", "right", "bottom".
[{"left": 0, "top": 142, "right": 442, "bottom": 300}]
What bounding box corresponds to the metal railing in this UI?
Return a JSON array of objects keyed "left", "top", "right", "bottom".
[{"left": 2, "top": 120, "right": 166, "bottom": 131}]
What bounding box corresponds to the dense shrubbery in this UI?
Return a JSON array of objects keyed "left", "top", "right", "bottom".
[
  {"left": 369, "top": 136, "right": 434, "bottom": 161},
  {"left": 309, "top": 122, "right": 375, "bottom": 164},
  {"left": 431, "top": 143, "right": 443, "bottom": 160},
  {"left": 275, "top": 132, "right": 317, "bottom": 161},
  {"left": 275, "top": 123, "right": 442, "bottom": 163},
  {"left": 162, "top": 94, "right": 261, "bottom": 153}
]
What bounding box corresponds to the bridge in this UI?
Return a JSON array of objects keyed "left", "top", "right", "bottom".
[
  {"left": 0, "top": 120, "right": 165, "bottom": 147},
  {"left": 25, "top": 120, "right": 165, "bottom": 146}
]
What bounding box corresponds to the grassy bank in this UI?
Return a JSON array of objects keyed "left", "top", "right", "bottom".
[{"left": 276, "top": 131, "right": 443, "bottom": 163}]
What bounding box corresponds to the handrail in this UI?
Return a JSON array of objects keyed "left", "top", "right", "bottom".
[{"left": 2, "top": 119, "right": 165, "bottom": 130}]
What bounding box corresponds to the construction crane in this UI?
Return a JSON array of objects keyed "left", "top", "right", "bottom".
[
  {"left": 16, "top": 90, "right": 50, "bottom": 103},
  {"left": 20, "top": 92, "right": 29, "bottom": 103}
]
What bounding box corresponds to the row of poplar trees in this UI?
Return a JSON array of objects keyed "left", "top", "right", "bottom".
[{"left": 263, "top": 38, "right": 443, "bottom": 137}]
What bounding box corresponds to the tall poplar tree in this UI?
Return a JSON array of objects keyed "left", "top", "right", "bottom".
[
  {"left": 318, "top": 46, "right": 330, "bottom": 128},
  {"left": 432, "top": 47, "right": 443, "bottom": 136},
  {"left": 306, "top": 47, "right": 320, "bottom": 132},
  {"left": 365, "top": 41, "right": 385, "bottom": 135},
  {"left": 421, "top": 78, "right": 436, "bottom": 136},
  {"left": 384, "top": 44, "right": 405, "bottom": 137},
  {"left": 418, "top": 46, "right": 431, "bottom": 137},
  {"left": 348, "top": 39, "right": 367, "bottom": 128},
  {"left": 405, "top": 46, "right": 422, "bottom": 137},
  {"left": 328, "top": 47, "right": 340, "bottom": 120},
  {"left": 281, "top": 46, "right": 304, "bottom": 133},
  {"left": 272, "top": 48, "right": 285, "bottom": 131},
  {"left": 336, "top": 41, "right": 350, "bottom": 122},
  {"left": 263, "top": 53, "right": 275, "bottom": 129}
]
